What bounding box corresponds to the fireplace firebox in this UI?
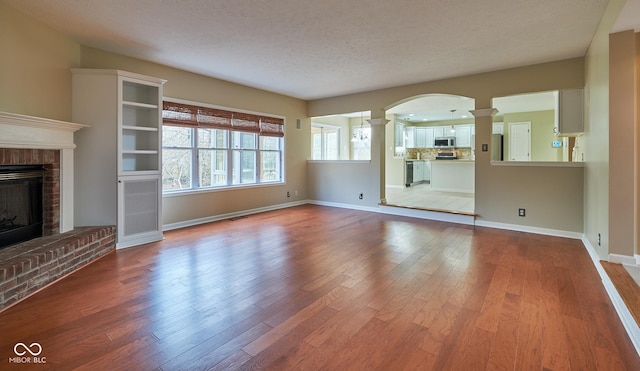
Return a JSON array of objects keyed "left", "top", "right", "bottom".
[{"left": 0, "top": 165, "right": 45, "bottom": 249}]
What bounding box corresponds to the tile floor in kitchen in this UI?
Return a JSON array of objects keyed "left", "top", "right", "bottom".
[{"left": 385, "top": 182, "right": 475, "bottom": 214}]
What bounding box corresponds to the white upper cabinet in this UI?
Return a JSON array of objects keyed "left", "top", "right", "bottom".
[
  {"left": 425, "top": 127, "right": 435, "bottom": 148},
  {"left": 415, "top": 128, "right": 427, "bottom": 147},
  {"left": 454, "top": 125, "right": 472, "bottom": 147},
  {"left": 405, "top": 126, "right": 415, "bottom": 148}
]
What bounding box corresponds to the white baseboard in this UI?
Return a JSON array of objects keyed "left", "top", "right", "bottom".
[
  {"left": 162, "top": 200, "right": 308, "bottom": 231},
  {"left": 474, "top": 220, "right": 582, "bottom": 239},
  {"left": 582, "top": 236, "right": 640, "bottom": 356},
  {"left": 609, "top": 253, "right": 638, "bottom": 267}
]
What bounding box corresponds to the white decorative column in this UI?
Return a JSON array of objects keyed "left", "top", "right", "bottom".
[
  {"left": 469, "top": 107, "right": 498, "bottom": 224},
  {"left": 368, "top": 117, "right": 390, "bottom": 204}
]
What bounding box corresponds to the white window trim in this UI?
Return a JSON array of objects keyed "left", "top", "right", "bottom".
[
  {"left": 311, "top": 122, "right": 342, "bottom": 160},
  {"left": 162, "top": 97, "right": 286, "bottom": 194}
]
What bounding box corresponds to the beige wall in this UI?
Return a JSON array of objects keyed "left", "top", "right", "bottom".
[
  {"left": 308, "top": 59, "right": 585, "bottom": 232},
  {"left": 0, "top": 2, "right": 81, "bottom": 121},
  {"left": 609, "top": 30, "right": 637, "bottom": 257},
  {"left": 582, "top": 0, "right": 626, "bottom": 259}
]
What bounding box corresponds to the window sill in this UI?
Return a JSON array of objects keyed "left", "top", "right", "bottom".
[
  {"left": 162, "top": 181, "right": 285, "bottom": 197},
  {"left": 490, "top": 161, "right": 584, "bottom": 168}
]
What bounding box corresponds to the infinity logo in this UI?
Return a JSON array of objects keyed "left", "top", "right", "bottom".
[{"left": 13, "top": 342, "right": 42, "bottom": 356}]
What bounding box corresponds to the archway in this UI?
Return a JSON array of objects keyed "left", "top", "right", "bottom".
[{"left": 385, "top": 94, "right": 476, "bottom": 214}]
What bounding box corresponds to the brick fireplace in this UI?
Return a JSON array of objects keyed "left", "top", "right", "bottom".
[
  {"left": 0, "top": 148, "right": 61, "bottom": 237},
  {"left": 0, "top": 111, "right": 116, "bottom": 311}
]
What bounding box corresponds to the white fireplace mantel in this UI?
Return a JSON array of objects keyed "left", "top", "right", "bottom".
[{"left": 0, "top": 110, "right": 89, "bottom": 233}]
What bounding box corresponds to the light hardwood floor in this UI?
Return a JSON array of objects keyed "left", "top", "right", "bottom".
[
  {"left": 0, "top": 205, "right": 638, "bottom": 370},
  {"left": 386, "top": 183, "right": 475, "bottom": 214}
]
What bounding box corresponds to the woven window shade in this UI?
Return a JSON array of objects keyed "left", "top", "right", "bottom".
[
  {"left": 260, "top": 116, "right": 285, "bottom": 137},
  {"left": 163, "top": 101, "right": 283, "bottom": 137},
  {"left": 162, "top": 102, "right": 198, "bottom": 127}
]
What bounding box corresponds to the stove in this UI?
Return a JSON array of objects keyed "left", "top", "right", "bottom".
[{"left": 435, "top": 151, "right": 458, "bottom": 160}]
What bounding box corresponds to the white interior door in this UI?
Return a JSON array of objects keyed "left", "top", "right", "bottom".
[{"left": 508, "top": 122, "right": 531, "bottom": 161}]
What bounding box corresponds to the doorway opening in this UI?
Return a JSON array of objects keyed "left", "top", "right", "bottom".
[{"left": 385, "top": 94, "right": 475, "bottom": 215}]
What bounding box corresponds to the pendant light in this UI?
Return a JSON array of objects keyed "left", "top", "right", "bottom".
[{"left": 449, "top": 109, "right": 456, "bottom": 133}]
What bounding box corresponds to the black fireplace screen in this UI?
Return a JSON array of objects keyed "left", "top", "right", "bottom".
[{"left": 0, "top": 165, "right": 45, "bottom": 249}]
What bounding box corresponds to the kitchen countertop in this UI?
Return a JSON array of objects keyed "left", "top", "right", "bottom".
[{"left": 405, "top": 159, "right": 474, "bottom": 162}]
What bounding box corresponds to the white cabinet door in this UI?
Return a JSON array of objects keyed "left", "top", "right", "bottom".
[
  {"left": 117, "top": 174, "right": 163, "bottom": 248},
  {"left": 433, "top": 126, "right": 445, "bottom": 138},
  {"left": 424, "top": 161, "right": 431, "bottom": 181},
  {"left": 413, "top": 162, "right": 423, "bottom": 182},
  {"left": 405, "top": 127, "right": 415, "bottom": 148},
  {"left": 415, "top": 128, "right": 427, "bottom": 148},
  {"left": 492, "top": 122, "right": 504, "bottom": 134},
  {"left": 395, "top": 123, "right": 404, "bottom": 147},
  {"left": 454, "top": 125, "right": 472, "bottom": 147},
  {"left": 425, "top": 128, "right": 435, "bottom": 148}
]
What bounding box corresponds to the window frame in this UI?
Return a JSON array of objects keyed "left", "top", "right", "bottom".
[
  {"left": 311, "top": 123, "right": 341, "bottom": 160},
  {"left": 161, "top": 98, "right": 285, "bottom": 195}
]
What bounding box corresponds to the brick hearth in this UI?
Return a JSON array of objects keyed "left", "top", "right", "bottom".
[{"left": 0, "top": 226, "right": 116, "bottom": 310}]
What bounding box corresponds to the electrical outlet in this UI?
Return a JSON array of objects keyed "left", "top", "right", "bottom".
[
  {"left": 518, "top": 208, "right": 525, "bottom": 217},
  {"left": 295, "top": 190, "right": 298, "bottom": 196},
  {"left": 287, "top": 191, "right": 290, "bottom": 198},
  {"left": 359, "top": 193, "right": 363, "bottom": 200}
]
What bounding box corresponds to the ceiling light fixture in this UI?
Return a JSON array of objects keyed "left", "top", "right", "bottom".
[{"left": 351, "top": 112, "right": 369, "bottom": 143}]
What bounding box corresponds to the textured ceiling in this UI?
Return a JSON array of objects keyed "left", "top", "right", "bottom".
[{"left": 4, "top": 0, "right": 614, "bottom": 101}]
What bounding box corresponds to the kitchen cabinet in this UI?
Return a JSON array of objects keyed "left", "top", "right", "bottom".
[
  {"left": 413, "top": 161, "right": 424, "bottom": 182},
  {"left": 454, "top": 124, "right": 472, "bottom": 148},
  {"left": 430, "top": 160, "right": 474, "bottom": 193},
  {"left": 492, "top": 122, "right": 504, "bottom": 134},
  {"left": 424, "top": 161, "right": 431, "bottom": 182},
  {"left": 395, "top": 122, "right": 404, "bottom": 147},
  {"left": 72, "top": 69, "right": 166, "bottom": 249},
  {"left": 405, "top": 126, "right": 415, "bottom": 148},
  {"left": 433, "top": 126, "right": 445, "bottom": 138},
  {"left": 554, "top": 89, "right": 583, "bottom": 136},
  {"left": 425, "top": 128, "right": 435, "bottom": 148},
  {"left": 415, "top": 128, "right": 427, "bottom": 148}
]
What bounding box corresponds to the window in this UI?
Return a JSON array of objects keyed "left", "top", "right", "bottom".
[
  {"left": 311, "top": 124, "right": 340, "bottom": 160},
  {"left": 162, "top": 100, "right": 284, "bottom": 192}
]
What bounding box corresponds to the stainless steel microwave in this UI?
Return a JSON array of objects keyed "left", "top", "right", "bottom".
[{"left": 434, "top": 136, "right": 456, "bottom": 149}]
